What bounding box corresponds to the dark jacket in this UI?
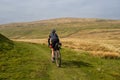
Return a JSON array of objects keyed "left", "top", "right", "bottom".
[{"left": 48, "top": 32, "right": 59, "bottom": 45}]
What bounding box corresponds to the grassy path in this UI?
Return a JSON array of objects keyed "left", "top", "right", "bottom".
[{"left": 0, "top": 42, "right": 120, "bottom": 80}]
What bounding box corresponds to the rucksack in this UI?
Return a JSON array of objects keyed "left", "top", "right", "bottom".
[{"left": 50, "top": 33, "right": 58, "bottom": 41}]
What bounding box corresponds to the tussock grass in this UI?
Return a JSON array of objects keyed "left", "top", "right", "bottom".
[
  {"left": 13, "top": 38, "right": 120, "bottom": 59},
  {"left": 90, "top": 51, "right": 120, "bottom": 59},
  {"left": 61, "top": 38, "right": 120, "bottom": 59}
]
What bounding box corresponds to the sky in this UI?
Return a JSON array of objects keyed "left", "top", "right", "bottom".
[{"left": 0, "top": 0, "right": 120, "bottom": 24}]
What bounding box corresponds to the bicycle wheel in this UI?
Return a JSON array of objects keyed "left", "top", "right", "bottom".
[{"left": 55, "top": 50, "right": 61, "bottom": 67}]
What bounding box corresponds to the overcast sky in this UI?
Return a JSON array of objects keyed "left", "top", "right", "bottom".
[{"left": 0, "top": 0, "right": 120, "bottom": 24}]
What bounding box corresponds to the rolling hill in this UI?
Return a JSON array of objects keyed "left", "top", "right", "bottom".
[
  {"left": 0, "top": 18, "right": 120, "bottom": 57},
  {"left": 0, "top": 18, "right": 120, "bottom": 80},
  {"left": 0, "top": 18, "right": 120, "bottom": 39}
]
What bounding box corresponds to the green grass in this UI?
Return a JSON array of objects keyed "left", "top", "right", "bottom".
[
  {"left": 0, "top": 33, "right": 14, "bottom": 52},
  {"left": 55, "top": 48, "right": 120, "bottom": 80},
  {"left": 0, "top": 42, "right": 120, "bottom": 80},
  {"left": 0, "top": 42, "right": 50, "bottom": 80}
]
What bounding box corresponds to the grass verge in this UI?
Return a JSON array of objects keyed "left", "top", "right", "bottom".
[{"left": 0, "top": 42, "right": 50, "bottom": 80}]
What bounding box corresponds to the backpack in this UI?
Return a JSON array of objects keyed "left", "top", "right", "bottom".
[{"left": 50, "top": 33, "right": 59, "bottom": 42}]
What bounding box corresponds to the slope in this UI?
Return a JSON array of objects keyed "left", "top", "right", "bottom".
[
  {"left": 0, "top": 18, "right": 120, "bottom": 39},
  {"left": 0, "top": 41, "right": 120, "bottom": 80},
  {"left": 0, "top": 33, "right": 14, "bottom": 52},
  {"left": 0, "top": 18, "right": 119, "bottom": 58}
]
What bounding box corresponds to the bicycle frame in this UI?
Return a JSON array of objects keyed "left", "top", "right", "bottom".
[{"left": 54, "top": 49, "right": 61, "bottom": 67}]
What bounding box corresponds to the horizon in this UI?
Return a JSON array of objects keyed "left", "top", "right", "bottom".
[
  {"left": 0, "top": 0, "right": 120, "bottom": 24},
  {"left": 0, "top": 17, "right": 120, "bottom": 25}
]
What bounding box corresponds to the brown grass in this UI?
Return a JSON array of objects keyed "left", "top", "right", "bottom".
[
  {"left": 12, "top": 38, "right": 120, "bottom": 58},
  {"left": 61, "top": 38, "right": 120, "bottom": 58},
  {"left": 90, "top": 51, "right": 120, "bottom": 59}
]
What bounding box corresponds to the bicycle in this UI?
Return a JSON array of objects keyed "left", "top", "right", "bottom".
[{"left": 52, "top": 43, "right": 62, "bottom": 67}]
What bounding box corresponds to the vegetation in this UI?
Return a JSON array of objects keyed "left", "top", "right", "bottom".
[
  {"left": 0, "top": 18, "right": 120, "bottom": 39},
  {"left": 0, "top": 18, "right": 119, "bottom": 58},
  {"left": 0, "top": 33, "right": 14, "bottom": 52},
  {"left": 0, "top": 41, "right": 120, "bottom": 80},
  {"left": 0, "top": 18, "right": 120, "bottom": 80},
  {"left": 0, "top": 42, "right": 50, "bottom": 80}
]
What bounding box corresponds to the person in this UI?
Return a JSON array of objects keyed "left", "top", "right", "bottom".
[{"left": 48, "top": 29, "right": 60, "bottom": 62}]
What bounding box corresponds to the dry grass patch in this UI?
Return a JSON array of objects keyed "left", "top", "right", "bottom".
[
  {"left": 12, "top": 39, "right": 47, "bottom": 44},
  {"left": 90, "top": 51, "right": 120, "bottom": 59},
  {"left": 12, "top": 38, "right": 120, "bottom": 59},
  {"left": 61, "top": 38, "right": 120, "bottom": 58},
  {"left": 61, "top": 38, "right": 110, "bottom": 51}
]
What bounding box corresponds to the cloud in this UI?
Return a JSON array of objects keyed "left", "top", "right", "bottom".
[{"left": 0, "top": 0, "right": 120, "bottom": 24}]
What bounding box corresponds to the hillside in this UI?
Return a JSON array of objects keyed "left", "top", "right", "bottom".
[
  {"left": 0, "top": 41, "right": 120, "bottom": 80},
  {"left": 0, "top": 17, "right": 120, "bottom": 57},
  {"left": 0, "top": 33, "right": 14, "bottom": 52},
  {"left": 0, "top": 18, "right": 120, "bottom": 80},
  {"left": 0, "top": 18, "right": 120, "bottom": 39}
]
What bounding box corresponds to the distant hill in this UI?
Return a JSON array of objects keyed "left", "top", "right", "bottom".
[
  {"left": 0, "top": 33, "right": 14, "bottom": 51},
  {"left": 0, "top": 17, "right": 120, "bottom": 39}
]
